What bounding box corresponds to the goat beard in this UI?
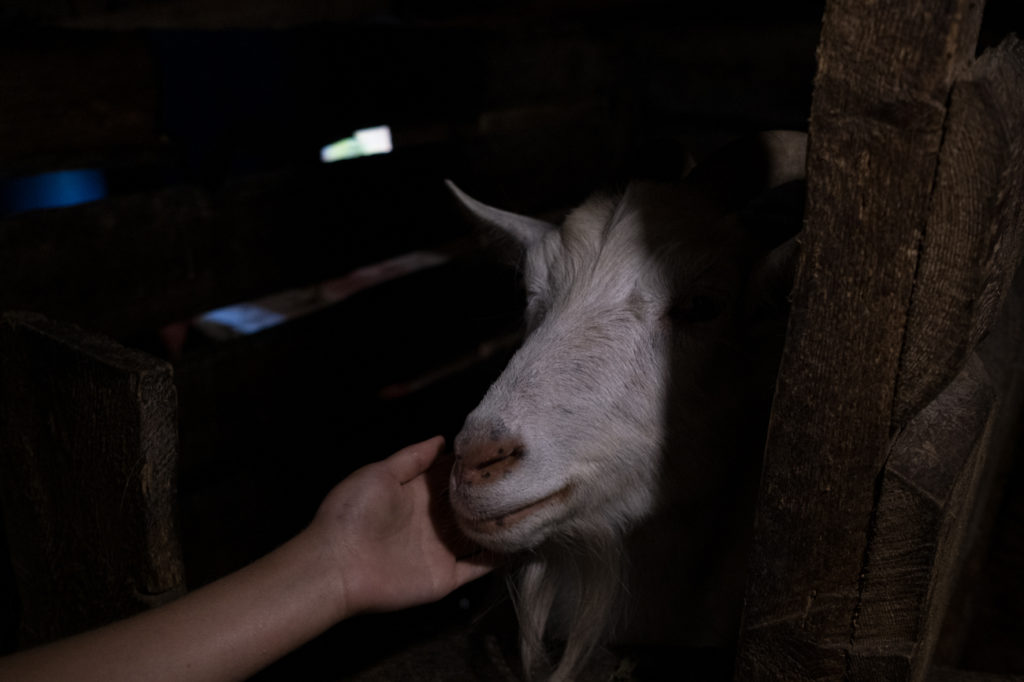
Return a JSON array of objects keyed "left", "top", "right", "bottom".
[{"left": 511, "top": 532, "right": 627, "bottom": 682}]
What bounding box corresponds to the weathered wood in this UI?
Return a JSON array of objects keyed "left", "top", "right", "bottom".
[
  {"left": 847, "top": 35, "right": 1024, "bottom": 682},
  {"left": 938, "top": 292, "right": 1024, "bottom": 669},
  {"left": 847, "top": 355, "right": 996, "bottom": 680},
  {"left": 735, "top": 1, "right": 986, "bottom": 679},
  {"left": 933, "top": 40, "right": 1024, "bottom": 670},
  {"left": 893, "top": 37, "right": 1024, "bottom": 426},
  {"left": 0, "top": 312, "right": 185, "bottom": 645}
]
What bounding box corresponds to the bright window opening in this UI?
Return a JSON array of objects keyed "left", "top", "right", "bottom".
[{"left": 320, "top": 125, "right": 393, "bottom": 163}]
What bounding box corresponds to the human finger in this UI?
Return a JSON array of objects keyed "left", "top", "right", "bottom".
[{"left": 384, "top": 435, "right": 446, "bottom": 484}]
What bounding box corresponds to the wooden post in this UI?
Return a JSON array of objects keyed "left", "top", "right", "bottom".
[
  {"left": 735, "top": 0, "right": 1024, "bottom": 678},
  {"left": 0, "top": 312, "right": 185, "bottom": 646},
  {"left": 848, "top": 355, "right": 996, "bottom": 678}
]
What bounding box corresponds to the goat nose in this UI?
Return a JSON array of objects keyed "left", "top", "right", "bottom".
[{"left": 454, "top": 432, "right": 525, "bottom": 486}]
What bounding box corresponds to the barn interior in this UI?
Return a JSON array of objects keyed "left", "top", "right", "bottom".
[{"left": 1, "top": 1, "right": 1023, "bottom": 679}]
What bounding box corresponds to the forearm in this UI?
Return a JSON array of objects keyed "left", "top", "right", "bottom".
[{"left": 0, "top": 524, "right": 346, "bottom": 682}]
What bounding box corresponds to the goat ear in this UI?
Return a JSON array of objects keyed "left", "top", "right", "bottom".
[
  {"left": 737, "top": 178, "right": 805, "bottom": 251},
  {"left": 687, "top": 130, "right": 807, "bottom": 213},
  {"left": 744, "top": 235, "right": 799, "bottom": 329},
  {"left": 740, "top": 170, "right": 804, "bottom": 325},
  {"left": 445, "top": 180, "right": 557, "bottom": 250}
]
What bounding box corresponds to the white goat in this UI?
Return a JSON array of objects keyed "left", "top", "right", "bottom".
[{"left": 448, "top": 131, "right": 807, "bottom": 680}]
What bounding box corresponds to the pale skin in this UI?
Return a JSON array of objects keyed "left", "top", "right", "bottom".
[{"left": 0, "top": 436, "right": 496, "bottom": 682}]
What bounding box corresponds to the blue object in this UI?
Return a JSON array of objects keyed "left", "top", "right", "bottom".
[
  {"left": 0, "top": 169, "right": 108, "bottom": 216},
  {"left": 197, "top": 303, "right": 288, "bottom": 336}
]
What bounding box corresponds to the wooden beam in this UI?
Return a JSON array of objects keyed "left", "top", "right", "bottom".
[
  {"left": 735, "top": 0, "right": 987, "bottom": 678},
  {"left": 905, "top": 35, "right": 1024, "bottom": 672},
  {"left": 893, "top": 37, "right": 1024, "bottom": 425},
  {"left": 0, "top": 312, "right": 185, "bottom": 645},
  {"left": 847, "top": 355, "right": 996, "bottom": 678}
]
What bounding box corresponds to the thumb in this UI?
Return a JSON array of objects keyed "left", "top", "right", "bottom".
[{"left": 383, "top": 436, "right": 446, "bottom": 484}]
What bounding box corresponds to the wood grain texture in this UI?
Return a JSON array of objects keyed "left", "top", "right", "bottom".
[
  {"left": 0, "top": 312, "right": 185, "bottom": 645},
  {"left": 735, "top": 1, "right": 985, "bottom": 679},
  {"left": 848, "top": 356, "right": 996, "bottom": 681},
  {"left": 893, "top": 37, "right": 1024, "bottom": 426}
]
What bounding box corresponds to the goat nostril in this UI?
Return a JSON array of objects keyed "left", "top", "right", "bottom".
[
  {"left": 475, "top": 455, "right": 506, "bottom": 471},
  {"left": 474, "top": 446, "right": 524, "bottom": 471}
]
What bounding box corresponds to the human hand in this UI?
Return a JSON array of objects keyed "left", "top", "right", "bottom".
[
  {"left": 310, "top": 436, "right": 498, "bottom": 617},
  {"left": 0, "top": 437, "right": 496, "bottom": 682}
]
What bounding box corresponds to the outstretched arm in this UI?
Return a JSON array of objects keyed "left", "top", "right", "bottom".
[{"left": 0, "top": 436, "right": 496, "bottom": 682}]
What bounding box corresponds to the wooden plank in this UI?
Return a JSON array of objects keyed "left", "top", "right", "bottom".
[
  {"left": 938, "top": 266, "right": 1024, "bottom": 668},
  {"left": 848, "top": 35, "right": 1024, "bottom": 680},
  {"left": 893, "top": 37, "right": 1024, "bottom": 425},
  {"left": 0, "top": 312, "right": 185, "bottom": 646},
  {"left": 847, "top": 355, "right": 997, "bottom": 679},
  {"left": 847, "top": 34, "right": 1024, "bottom": 682},
  {"left": 735, "top": 1, "right": 985, "bottom": 679},
  {"left": 919, "top": 37, "right": 1024, "bottom": 671}
]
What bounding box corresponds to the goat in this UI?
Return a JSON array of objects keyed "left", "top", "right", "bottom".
[{"left": 447, "top": 131, "right": 807, "bottom": 680}]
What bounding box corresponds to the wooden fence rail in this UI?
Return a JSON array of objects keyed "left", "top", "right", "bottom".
[{"left": 0, "top": 312, "right": 185, "bottom": 646}]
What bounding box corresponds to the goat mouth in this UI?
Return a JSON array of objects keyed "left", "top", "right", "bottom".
[{"left": 459, "top": 485, "right": 573, "bottom": 536}]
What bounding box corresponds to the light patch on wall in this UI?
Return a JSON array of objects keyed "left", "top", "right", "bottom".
[
  {"left": 190, "top": 248, "right": 453, "bottom": 341},
  {"left": 320, "top": 125, "right": 393, "bottom": 163},
  {"left": 0, "top": 169, "right": 107, "bottom": 216},
  {"left": 196, "top": 303, "right": 289, "bottom": 337}
]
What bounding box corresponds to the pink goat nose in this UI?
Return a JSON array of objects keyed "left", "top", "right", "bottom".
[{"left": 453, "top": 431, "right": 525, "bottom": 486}]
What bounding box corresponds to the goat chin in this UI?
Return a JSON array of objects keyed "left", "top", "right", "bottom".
[{"left": 512, "top": 532, "right": 627, "bottom": 682}]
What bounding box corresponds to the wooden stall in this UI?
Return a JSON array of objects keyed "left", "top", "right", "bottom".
[{"left": 0, "top": 1, "right": 1021, "bottom": 680}]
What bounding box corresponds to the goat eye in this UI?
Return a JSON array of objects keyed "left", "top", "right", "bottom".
[{"left": 667, "top": 295, "right": 724, "bottom": 324}]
